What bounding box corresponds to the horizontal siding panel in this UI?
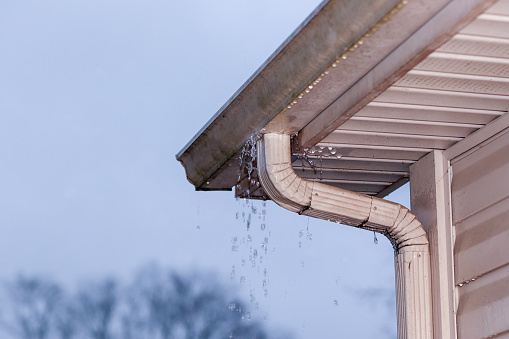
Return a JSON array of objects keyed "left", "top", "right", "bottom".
[
  {"left": 486, "top": 0, "right": 509, "bottom": 16},
  {"left": 324, "top": 130, "right": 459, "bottom": 150},
  {"left": 298, "top": 168, "right": 405, "bottom": 183},
  {"left": 293, "top": 157, "right": 410, "bottom": 172},
  {"left": 313, "top": 145, "right": 427, "bottom": 161},
  {"left": 461, "top": 14, "right": 509, "bottom": 39},
  {"left": 437, "top": 34, "right": 509, "bottom": 58},
  {"left": 416, "top": 52, "right": 509, "bottom": 77},
  {"left": 395, "top": 70, "right": 509, "bottom": 96},
  {"left": 375, "top": 87, "right": 509, "bottom": 111},
  {"left": 359, "top": 102, "right": 503, "bottom": 125},
  {"left": 341, "top": 117, "right": 479, "bottom": 138},
  {"left": 317, "top": 182, "right": 388, "bottom": 194},
  {"left": 457, "top": 264, "right": 509, "bottom": 339},
  {"left": 455, "top": 197, "right": 509, "bottom": 284},
  {"left": 451, "top": 132, "right": 509, "bottom": 223}
]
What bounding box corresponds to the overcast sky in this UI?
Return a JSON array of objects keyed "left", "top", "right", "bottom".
[{"left": 0, "top": 1, "right": 410, "bottom": 338}]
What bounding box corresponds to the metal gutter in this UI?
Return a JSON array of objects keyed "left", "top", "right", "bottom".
[
  {"left": 176, "top": 0, "right": 409, "bottom": 190},
  {"left": 258, "top": 133, "right": 432, "bottom": 339}
]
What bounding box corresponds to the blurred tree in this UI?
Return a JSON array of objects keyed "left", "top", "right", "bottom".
[
  {"left": 1, "top": 265, "right": 276, "bottom": 339},
  {"left": 74, "top": 279, "right": 117, "bottom": 339},
  {"left": 53, "top": 295, "right": 77, "bottom": 339},
  {"left": 0, "top": 275, "right": 62, "bottom": 339},
  {"left": 121, "top": 264, "right": 268, "bottom": 339}
]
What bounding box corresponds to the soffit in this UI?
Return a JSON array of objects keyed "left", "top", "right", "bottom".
[{"left": 245, "top": 0, "right": 509, "bottom": 199}]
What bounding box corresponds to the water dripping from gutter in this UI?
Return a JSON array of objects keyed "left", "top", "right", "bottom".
[{"left": 232, "top": 133, "right": 276, "bottom": 310}]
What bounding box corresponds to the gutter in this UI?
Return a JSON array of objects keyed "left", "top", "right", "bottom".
[{"left": 258, "top": 133, "right": 432, "bottom": 339}]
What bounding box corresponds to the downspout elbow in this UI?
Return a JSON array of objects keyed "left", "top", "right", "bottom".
[
  {"left": 257, "top": 133, "right": 432, "bottom": 338},
  {"left": 257, "top": 133, "right": 428, "bottom": 253}
]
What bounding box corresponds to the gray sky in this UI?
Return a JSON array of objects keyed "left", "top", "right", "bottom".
[{"left": 0, "top": 1, "right": 408, "bottom": 338}]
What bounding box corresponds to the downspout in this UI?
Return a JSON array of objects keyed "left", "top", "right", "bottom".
[{"left": 257, "top": 133, "right": 432, "bottom": 339}]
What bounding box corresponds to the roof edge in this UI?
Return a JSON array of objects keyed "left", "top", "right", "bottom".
[{"left": 176, "top": 0, "right": 401, "bottom": 190}]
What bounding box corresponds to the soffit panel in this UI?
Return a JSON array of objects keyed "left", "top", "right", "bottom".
[{"left": 298, "top": 2, "right": 509, "bottom": 198}]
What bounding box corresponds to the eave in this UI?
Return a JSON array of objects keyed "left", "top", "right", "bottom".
[{"left": 177, "top": 0, "right": 509, "bottom": 198}]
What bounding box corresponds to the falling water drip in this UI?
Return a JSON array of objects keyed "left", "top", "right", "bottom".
[
  {"left": 232, "top": 133, "right": 277, "bottom": 315},
  {"left": 373, "top": 231, "right": 378, "bottom": 244},
  {"left": 306, "top": 217, "right": 312, "bottom": 241}
]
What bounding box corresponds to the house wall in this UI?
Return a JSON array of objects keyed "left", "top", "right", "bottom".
[
  {"left": 410, "top": 118, "right": 509, "bottom": 339},
  {"left": 450, "top": 127, "right": 509, "bottom": 339}
]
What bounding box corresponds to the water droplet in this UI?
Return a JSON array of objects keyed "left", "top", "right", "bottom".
[
  {"left": 299, "top": 230, "right": 304, "bottom": 238},
  {"left": 247, "top": 235, "right": 252, "bottom": 242},
  {"left": 260, "top": 223, "right": 266, "bottom": 231},
  {"left": 246, "top": 214, "right": 251, "bottom": 230},
  {"left": 298, "top": 241, "right": 302, "bottom": 248},
  {"left": 196, "top": 225, "right": 200, "bottom": 230},
  {"left": 240, "top": 276, "right": 246, "bottom": 284},
  {"left": 230, "top": 266, "right": 236, "bottom": 279},
  {"left": 458, "top": 283, "right": 463, "bottom": 287},
  {"left": 307, "top": 233, "right": 313, "bottom": 241},
  {"left": 373, "top": 232, "right": 378, "bottom": 244},
  {"left": 333, "top": 299, "right": 339, "bottom": 306}
]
